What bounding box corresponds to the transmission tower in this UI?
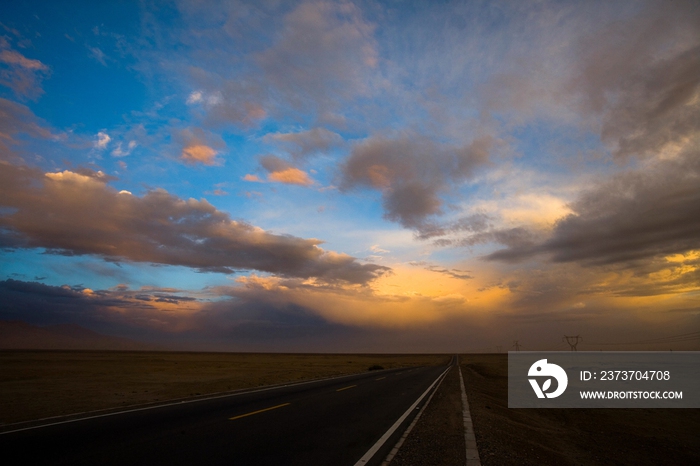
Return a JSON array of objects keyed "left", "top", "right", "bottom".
[
  {"left": 512, "top": 340, "right": 522, "bottom": 351},
  {"left": 563, "top": 335, "right": 582, "bottom": 351}
]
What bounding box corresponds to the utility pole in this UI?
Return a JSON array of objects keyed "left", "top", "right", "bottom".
[
  {"left": 563, "top": 335, "right": 582, "bottom": 351},
  {"left": 512, "top": 340, "right": 522, "bottom": 351}
]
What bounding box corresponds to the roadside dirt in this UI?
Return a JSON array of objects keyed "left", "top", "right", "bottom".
[
  {"left": 461, "top": 354, "right": 700, "bottom": 466},
  {"left": 390, "top": 365, "right": 466, "bottom": 466}
]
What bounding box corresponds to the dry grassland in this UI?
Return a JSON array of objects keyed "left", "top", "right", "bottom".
[{"left": 0, "top": 351, "right": 447, "bottom": 425}]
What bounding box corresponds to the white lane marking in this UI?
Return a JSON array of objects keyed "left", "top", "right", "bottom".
[
  {"left": 379, "top": 366, "right": 451, "bottom": 466},
  {"left": 459, "top": 360, "right": 482, "bottom": 466},
  {"left": 354, "top": 366, "right": 451, "bottom": 466},
  {"left": 0, "top": 369, "right": 401, "bottom": 435}
]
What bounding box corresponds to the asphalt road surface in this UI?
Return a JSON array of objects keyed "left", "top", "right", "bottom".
[{"left": 1, "top": 362, "right": 450, "bottom": 465}]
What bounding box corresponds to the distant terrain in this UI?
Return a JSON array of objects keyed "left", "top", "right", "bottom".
[{"left": 0, "top": 320, "right": 154, "bottom": 351}]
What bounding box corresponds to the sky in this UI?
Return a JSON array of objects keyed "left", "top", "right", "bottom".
[{"left": 1, "top": 0, "right": 699, "bottom": 352}]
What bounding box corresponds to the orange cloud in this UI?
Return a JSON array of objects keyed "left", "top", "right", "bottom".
[
  {"left": 181, "top": 144, "right": 219, "bottom": 165},
  {"left": 267, "top": 167, "right": 314, "bottom": 186}
]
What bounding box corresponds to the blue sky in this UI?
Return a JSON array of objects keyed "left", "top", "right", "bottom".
[{"left": 1, "top": 0, "right": 699, "bottom": 351}]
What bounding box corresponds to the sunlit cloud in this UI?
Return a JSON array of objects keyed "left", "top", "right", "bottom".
[
  {"left": 94, "top": 131, "right": 111, "bottom": 150},
  {"left": 186, "top": 90, "right": 203, "bottom": 104},
  {"left": 178, "top": 127, "right": 225, "bottom": 165},
  {"left": 260, "top": 155, "right": 314, "bottom": 186},
  {"left": 111, "top": 140, "right": 137, "bottom": 157},
  {"left": 243, "top": 174, "right": 263, "bottom": 182},
  {"left": 181, "top": 144, "right": 219, "bottom": 165},
  {"left": 0, "top": 163, "right": 388, "bottom": 284}
]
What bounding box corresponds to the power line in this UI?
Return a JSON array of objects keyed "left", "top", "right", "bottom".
[{"left": 589, "top": 331, "right": 700, "bottom": 346}]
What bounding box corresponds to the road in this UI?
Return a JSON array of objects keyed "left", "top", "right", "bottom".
[{"left": 1, "top": 361, "right": 451, "bottom": 465}]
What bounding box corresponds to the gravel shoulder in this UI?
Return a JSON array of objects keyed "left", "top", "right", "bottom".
[{"left": 390, "top": 364, "right": 466, "bottom": 466}]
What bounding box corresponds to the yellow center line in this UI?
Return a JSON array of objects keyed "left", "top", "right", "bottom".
[
  {"left": 228, "top": 403, "right": 291, "bottom": 420},
  {"left": 375, "top": 377, "right": 386, "bottom": 381},
  {"left": 336, "top": 385, "right": 357, "bottom": 392}
]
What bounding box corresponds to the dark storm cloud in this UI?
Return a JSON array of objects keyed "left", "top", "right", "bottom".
[
  {"left": 0, "top": 279, "right": 151, "bottom": 326},
  {"left": 485, "top": 148, "right": 700, "bottom": 266},
  {"left": 192, "top": 294, "right": 344, "bottom": 344},
  {"left": 340, "top": 133, "right": 492, "bottom": 232},
  {"left": 0, "top": 279, "right": 215, "bottom": 343},
  {"left": 0, "top": 278, "right": 362, "bottom": 351},
  {"left": 0, "top": 163, "right": 389, "bottom": 284}
]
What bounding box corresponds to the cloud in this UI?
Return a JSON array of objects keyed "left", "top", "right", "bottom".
[
  {"left": 178, "top": 127, "right": 224, "bottom": 165},
  {"left": 259, "top": 155, "right": 314, "bottom": 186},
  {"left": 474, "top": 0, "right": 700, "bottom": 160},
  {"left": 256, "top": 0, "right": 377, "bottom": 113},
  {"left": 410, "top": 261, "right": 473, "bottom": 280},
  {"left": 340, "top": 132, "right": 492, "bottom": 231},
  {"left": 205, "top": 188, "right": 228, "bottom": 196},
  {"left": 268, "top": 168, "right": 314, "bottom": 186},
  {"left": 243, "top": 174, "right": 263, "bottom": 182},
  {"left": 182, "top": 144, "right": 218, "bottom": 165},
  {"left": 0, "top": 49, "right": 46, "bottom": 70},
  {"left": 485, "top": 145, "right": 700, "bottom": 267},
  {"left": 0, "top": 98, "right": 54, "bottom": 161},
  {"left": 94, "top": 131, "right": 111, "bottom": 150},
  {"left": 186, "top": 90, "right": 203, "bottom": 104},
  {"left": 568, "top": 5, "right": 700, "bottom": 159},
  {"left": 212, "top": 272, "right": 471, "bottom": 330},
  {"left": 262, "top": 127, "right": 343, "bottom": 159},
  {"left": 0, "top": 43, "right": 50, "bottom": 99},
  {"left": 88, "top": 47, "right": 107, "bottom": 66},
  {"left": 0, "top": 163, "right": 389, "bottom": 284},
  {"left": 0, "top": 278, "right": 202, "bottom": 335},
  {"left": 174, "top": 0, "right": 378, "bottom": 128},
  {"left": 111, "top": 140, "right": 137, "bottom": 157}
]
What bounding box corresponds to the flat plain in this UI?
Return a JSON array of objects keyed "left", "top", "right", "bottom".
[{"left": 0, "top": 351, "right": 448, "bottom": 425}]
